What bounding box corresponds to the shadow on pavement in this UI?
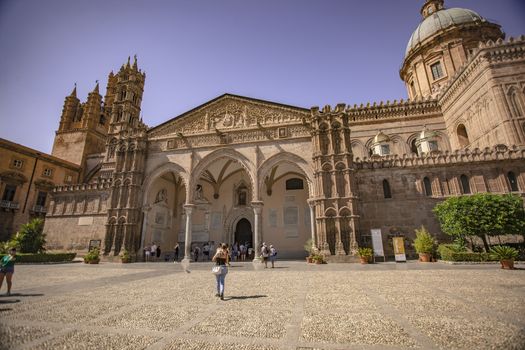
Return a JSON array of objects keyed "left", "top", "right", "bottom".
[
  {"left": 0, "top": 299, "right": 20, "bottom": 304},
  {"left": 225, "top": 295, "right": 267, "bottom": 301},
  {"left": 0, "top": 293, "right": 44, "bottom": 297}
]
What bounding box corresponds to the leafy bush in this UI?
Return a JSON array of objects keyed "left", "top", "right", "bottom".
[
  {"left": 437, "top": 244, "right": 494, "bottom": 262},
  {"left": 119, "top": 249, "right": 131, "bottom": 262},
  {"left": 0, "top": 253, "right": 76, "bottom": 263},
  {"left": 413, "top": 226, "right": 436, "bottom": 254},
  {"left": 83, "top": 248, "right": 100, "bottom": 263},
  {"left": 304, "top": 238, "right": 315, "bottom": 256},
  {"left": 433, "top": 194, "right": 525, "bottom": 252},
  {"left": 311, "top": 254, "right": 326, "bottom": 264},
  {"left": 9, "top": 218, "right": 46, "bottom": 253},
  {"left": 358, "top": 247, "right": 373, "bottom": 258},
  {"left": 489, "top": 245, "right": 519, "bottom": 260}
]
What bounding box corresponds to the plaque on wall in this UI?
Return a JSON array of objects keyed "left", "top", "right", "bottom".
[
  {"left": 269, "top": 209, "right": 277, "bottom": 227},
  {"left": 78, "top": 216, "right": 94, "bottom": 226},
  {"left": 88, "top": 239, "right": 101, "bottom": 251},
  {"left": 211, "top": 212, "right": 222, "bottom": 229},
  {"left": 283, "top": 207, "right": 298, "bottom": 226}
]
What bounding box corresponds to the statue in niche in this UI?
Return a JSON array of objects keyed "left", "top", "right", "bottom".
[
  {"left": 154, "top": 189, "right": 168, "bottom": 204},
  {"left": 195, "top": 184, "right": 204, "bottom": 200}
]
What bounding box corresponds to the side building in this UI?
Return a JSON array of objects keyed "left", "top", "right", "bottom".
[{"left": 0, "top": 138, "right": 81, "bottom": 241}]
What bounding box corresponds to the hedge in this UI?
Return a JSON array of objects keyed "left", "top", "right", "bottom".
[
  {"left": 0, "top": 253, "right": 77, "bottom": 263},
  {"left": 437, "top": 244, "right": 495, "bottom": 262}
]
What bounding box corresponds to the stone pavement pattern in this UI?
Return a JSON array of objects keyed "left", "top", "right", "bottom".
[{"left": 0, "top": 261, "right": 524, "bottom": 350}]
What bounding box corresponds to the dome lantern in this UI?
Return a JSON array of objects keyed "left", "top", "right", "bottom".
[{"left": 421, "top": 0, "right": 444, "bottom": 19}]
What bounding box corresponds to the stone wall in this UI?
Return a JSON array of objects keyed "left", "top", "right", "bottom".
[
  {"left": 43, "top": 180, "right": 110, "bottom": 251},
  {"left": 355, "top": 145, "right": 525, "bottom": 257}
]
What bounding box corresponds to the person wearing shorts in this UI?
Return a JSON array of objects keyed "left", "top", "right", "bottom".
[{"left": 0, "top": 248, "right": 16, "bottom": 296}]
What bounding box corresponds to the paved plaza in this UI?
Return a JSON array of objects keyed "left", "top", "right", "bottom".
[{"left": 0, "top": 260, "right": 524, "bottom": 350}]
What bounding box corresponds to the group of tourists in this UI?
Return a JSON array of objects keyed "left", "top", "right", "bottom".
[
  {"left": 143, "top": 243, "right": 162, "bottom": 261},
  {"left": 260, "top": 242, "right": 277, "bottom": 268}
]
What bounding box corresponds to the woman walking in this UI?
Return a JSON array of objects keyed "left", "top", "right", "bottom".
[
  {"left": 0, "top": 248, "right": 17, "bottom": 296},
  {"left": 212, "top": 243, "right": 229, "bottom": 300}
]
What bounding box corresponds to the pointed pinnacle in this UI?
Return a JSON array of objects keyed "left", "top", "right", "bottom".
[
  {"left": 133, "top": 54, "right": 138, "bottom": 70},
  {"left": 93, "top": 80, "right": 99, "bottom": 93},
  {"left": 70, "top": 83, "right": 77, "bottom": 97}
]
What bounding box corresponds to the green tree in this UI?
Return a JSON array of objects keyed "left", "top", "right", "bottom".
[
  {"left": 10, "top": 218, "right": 46, "bottom": 253},
  {"left": 433, "top": 193, "right": 525, "bottom": 252}
]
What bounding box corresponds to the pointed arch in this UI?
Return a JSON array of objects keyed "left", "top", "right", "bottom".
[
  {"left": 258, "top": 151, "right": 314, "bottom": 198},
  {"left": 142, "top": 162, "right": 189, "bottom": 206},
  {"left": 507, "top": 86, "right": 523, "bottom": 117},
  {"left": 456, "top": 123, "right": 470, "bottom": 148},
  {"left": 190, "top": 148, "right": 255, "bottom": 204}
]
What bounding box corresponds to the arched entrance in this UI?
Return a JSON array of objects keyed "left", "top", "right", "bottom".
[{"left": 234, "top": 218, "right": 252, "bottom": 245}]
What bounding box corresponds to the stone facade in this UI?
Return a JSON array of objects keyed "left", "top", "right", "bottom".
[{"left": 9, "top": 0, "right": 525, "bottom": 260}]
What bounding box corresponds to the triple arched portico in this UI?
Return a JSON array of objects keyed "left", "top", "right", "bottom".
[{"left": 140, "top": 147, "right": 316, "bottom": 261}]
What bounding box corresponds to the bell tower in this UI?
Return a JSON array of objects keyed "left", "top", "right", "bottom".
[
  {"left": 103, "top": 56, "right": 148, "bottom": 258},
  {"left": 52, "top": 81, "right": 109, "bottom": 176},
  {"left": 311, "top": 104, "right": 359, "bottom": 258}
]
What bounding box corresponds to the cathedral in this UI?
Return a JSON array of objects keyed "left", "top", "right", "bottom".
[{"left": 27, "top": 0, "right": 525, "bottom": 260}]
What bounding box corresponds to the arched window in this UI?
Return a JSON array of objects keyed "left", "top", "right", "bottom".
[
  {"left": 460, "top": 174, "right": 471, "bottom": 194},
  {"left": 410, "top": 139, "right": 418, "bottom": 155},
  {"left": 237, "top": 184, "right": 248, "bottom": 206},
  {"left": 507, "top": 172, "right": 519, "bottom": 192},
  {"left": 457, "top": 124, "right": 470, "bottom": 148},
  {"left": 508, "top": 87, "right": 523, "bottom": 117},
  {"left": 286, "top": 178, "right": 304, "bottom": 190},
  {"left": 423, "top": 177, "right": 432, "bottom": 196},
  {"left": 383, "top": 179, "right": 392, "bottom": 199}
]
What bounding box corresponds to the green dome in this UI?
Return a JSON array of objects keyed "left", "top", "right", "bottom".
[{"left": 405, "top": 7, "right": 485, "bottom": 58}]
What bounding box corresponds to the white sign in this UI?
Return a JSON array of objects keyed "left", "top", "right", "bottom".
[{"left": 370, "top": 229, "right": 384, "bottom": 257}]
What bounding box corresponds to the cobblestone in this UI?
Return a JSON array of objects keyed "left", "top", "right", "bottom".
[{"left": 0, "top": 261, "right": 523, "bottom": 350}]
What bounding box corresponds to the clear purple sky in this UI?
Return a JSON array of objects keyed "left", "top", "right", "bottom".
[{"left": 0, "top": 0, "right": 524, "bottom": 153}]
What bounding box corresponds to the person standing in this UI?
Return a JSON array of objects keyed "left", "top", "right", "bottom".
[
  {"left": 151, "top": 242, "right": 158, "bottom": 262},
  {"left": 0, "top": 248, "right": 16, "bottom": 296},
  {"left": 156, "top": 245, "right": 161, "bottom": 260},
  {"left": 269, "top": 244, "right": 277, "bottom": 268},
  {"left": 203, "top": 242, "right": 210, "bottom": 261},
  {"left": 174, "top": 244, "right": 179, "bottom": 262},
  {"left": 212, "top": 243, "right": 229, "bottom": 300},
  {"left": 261, "top": 242, "right": 269, "bottom": 268},
  {"left": 144, "top": 245, "right": 151, "bottom": 262}
]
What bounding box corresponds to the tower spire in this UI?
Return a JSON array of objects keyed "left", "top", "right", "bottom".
[
  {"left": 71, "top": 83, "right": 77, "bottom": 97},
  {"left": 133, "top": 54, "right": 138, "bottom": 70},
  {"left": 93, "top": 80, "right": 99, "bottom": 93}
]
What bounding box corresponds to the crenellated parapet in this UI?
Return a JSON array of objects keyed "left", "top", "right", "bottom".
[
  {"left": 345, "top": 98, "right": 440, "bottom": 123},
  {"left": 438, "top": 35, "right": 525, "bottom": 105},
  {"left": 54, "top": 178, "right": 113, "bottom": 193},
  {"left": 354, "top": 144, "right": 525, "bottom": 169}
]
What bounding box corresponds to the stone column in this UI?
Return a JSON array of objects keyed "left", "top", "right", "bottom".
[
  {"left": 307, "top": 199, "right": 317, "bottom": 251},
  {"left": 335, "top": 217, "right": 346, "bottom": 255},
  {"left": 182, "top": 204, "right": 195, "bottom": 263},
  {"left": 251, "top": 201, "right": 264, "bottom": 261},
  {"left": 139, "top": 205, "right": 150, "bottom": 253}
]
